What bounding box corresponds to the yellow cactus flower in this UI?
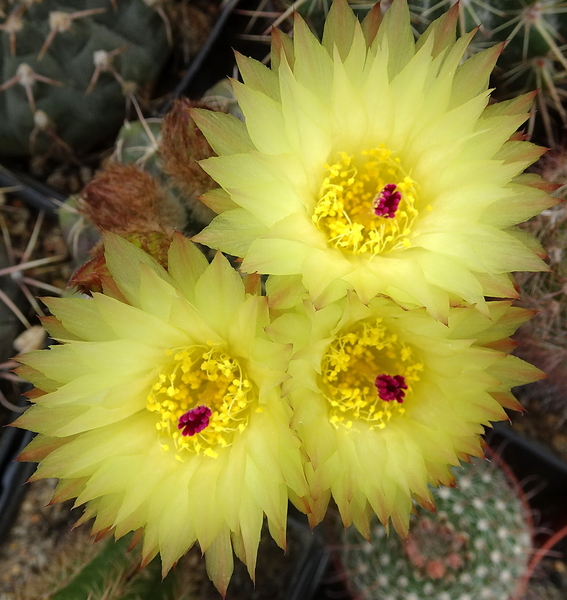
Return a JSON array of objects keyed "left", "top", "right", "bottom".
[
  {"left": 192, "top": 0, "right": 554, "bottom": 321},
  {"left": 13, "top": 233, "right": 307, "bottom": 595},
  {"left": 268, "top": 293, "right": 542, "bottom": 537}
]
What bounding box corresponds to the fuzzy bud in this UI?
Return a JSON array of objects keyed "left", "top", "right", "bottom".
[
  {"left": 81, "top": 163, "right": 184, "bottom": 235},
  {"left": 159, "top": 98, "right": 218, "bottom": 224}
]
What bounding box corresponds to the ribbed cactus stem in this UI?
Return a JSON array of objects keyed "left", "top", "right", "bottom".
[
  {"left": 0, "top": 0, "right": 172, "bottom": 156},
  {"left": 338, "top": 457, "right": 532, "bottom": 600}
]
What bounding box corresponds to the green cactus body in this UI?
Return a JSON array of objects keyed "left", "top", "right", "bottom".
[
  {"left": 339, "top": 457, "right": 532, "bottom": 600},
  {"left": 0, "top": 0, "right": 169, "bottom": 156},
  {"left": 111, "top": 89, "right": 228, "bottom": 231},
  {"left": 114, "top": 117, "right": 163, "bottom": 175}
]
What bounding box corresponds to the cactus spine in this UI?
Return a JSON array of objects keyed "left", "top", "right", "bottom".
[{"left": 0, "top": 0, "right": 170, "bottom": 157}]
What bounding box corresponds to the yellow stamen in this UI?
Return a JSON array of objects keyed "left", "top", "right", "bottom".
[
  {"left": 146, "top": 346, "right": 253, "bottom": 459},
  {"left": 321, "top": 320, "right": 423, "bottom": 429},
  {"left": 312, "top": 145, "right": 419, "bottom": 254}
]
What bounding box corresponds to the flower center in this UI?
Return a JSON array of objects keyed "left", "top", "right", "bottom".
[
  {"left": 312, "top": 145, "right": 419, "bottom": 255},
  {"left": 375, "top": 374, "right": 407, "bottom": 402},
  {"left": 178, "top": 405, "right": 212, "bottom": 436},
  {"left": 320, "top": 320, "right": 423, "bottom": 429},
  {"left": 147, "top": 346, "right": 253, "bottom": 459}
]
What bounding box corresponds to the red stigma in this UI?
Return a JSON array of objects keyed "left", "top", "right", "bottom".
[
  {"left": 178, "top": 405, "right": 212, "bottom": 436},
  {"left": 375, "top": 374, "right": 407, "bottom": 403},
  {"left": 373, "top": 184, "right": 402, "bottom": 218}
]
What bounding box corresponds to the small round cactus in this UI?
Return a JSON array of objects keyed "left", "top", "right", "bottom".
[
  {"left": 338, "top": 457, "right": 532, "bottom": 600},
  {"left": 113, "top": 117, "right": 163, "bottom": 176},
  {"left": 62, "top": 96, "right": 223, "bottom": 292},
  {"left": 111, "top": 99, "right": 217, "bottom": 230}
]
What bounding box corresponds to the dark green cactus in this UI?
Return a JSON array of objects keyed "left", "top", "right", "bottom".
[
  {"left": 338, "top": 457, "right": 532, "bottom": 600},
  {"left": 0, "top": 0, "right": 170, "bottom": 157}
]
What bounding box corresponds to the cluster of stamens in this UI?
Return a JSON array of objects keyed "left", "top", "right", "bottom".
[
  {"left": 312, "top": 145, "right": 419, "bottom": 255},
  {"left": 147, "top": 346, "right": 253, "bottom": 459},
  {"left": 321, "top": 320, "right": 423, "bottom": 429}
]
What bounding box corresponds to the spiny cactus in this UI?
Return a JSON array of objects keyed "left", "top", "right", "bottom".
[
  {"left": 69, "top": 79, "right": 245, "bottom": 262},
  {"left": 109, "top": 99, "right": 217, "bottom": 231},
  {"left": 0, "top": 0, "right": 170, "bottom": 157},
  {"left": 236, "top": 0, "right": 367, "bottom": 52},
  {"left": 14, "top": 513, "right": 318, "bottom": 600},
  {"left": 408, "top": 0, "right": 567, "bottom": 144},
  {"left": 113, "top": 116, "right": 163, "bottom": 175},
  {"left": 338, "top": 457, "right": 532, "bottom": 600}
]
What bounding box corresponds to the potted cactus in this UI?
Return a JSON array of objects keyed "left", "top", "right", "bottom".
[
  {"left": 1, "top": 1, "right": 567, "bottom": 599},
  {"left": 334, "top": 456, "right": 541, "bottom": 600}
]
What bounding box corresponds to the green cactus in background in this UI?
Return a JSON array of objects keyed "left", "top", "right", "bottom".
[
  {"left": 11, "top": 514, "right": 319, "bottom": 600},
  {"left": 408, "top": 0, "right": 567, "bottom": 144},
  {"left": 111, "top": 106, "right": 216, "bottom": 230},
  {"left": 108, "top": 78, "right": 249, "bottom": 230},
  {"left": 113, "top": 116, "right": 163, "bottom": 175},
  {"left": 337, "top": 457, "right": 532, "bottom": 600},
  {"left": 48, "top": 535, "right": 183, "bottom": 600},
  {"left": 0, "top": 0, "right": 170, "bottom": 157}
]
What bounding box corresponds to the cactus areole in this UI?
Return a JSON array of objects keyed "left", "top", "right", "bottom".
[{"left": 0, "top": 0, "right": 170, "bottom": 156}]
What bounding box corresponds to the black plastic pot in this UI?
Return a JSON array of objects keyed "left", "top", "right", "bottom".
[
  {"left": 283, "top": 512, "right": 330, "bottom": 600},
  {"left": 487, "top": 422, "right": 567, "bottom": 547},
  {"left": 0, "top": 413, "right": 35, "bottom": 541}
]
